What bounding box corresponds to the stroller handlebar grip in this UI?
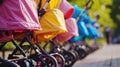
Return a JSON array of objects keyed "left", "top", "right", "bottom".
[{"left": 85, "top": 0, "right": 94, "bottom": 10}]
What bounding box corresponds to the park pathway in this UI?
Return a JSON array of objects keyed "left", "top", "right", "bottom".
[{"left": 72, "top": 44, "right": 120, "bottom": 67}]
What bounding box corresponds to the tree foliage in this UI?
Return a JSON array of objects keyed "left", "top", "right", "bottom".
[{"left": 68, "top": 0, "right": 120, "bottom": 36}]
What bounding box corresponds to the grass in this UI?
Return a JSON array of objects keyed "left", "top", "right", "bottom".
[
  {"left": 85, "top": 37, "right": 106, "bottom": 46},
  {"left": 1, "top": 42, "right": 15, "bottom": 50}
]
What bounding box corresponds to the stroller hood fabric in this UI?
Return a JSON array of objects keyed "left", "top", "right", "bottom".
[
  {"left": 72, "top": 4, "right": 91, "bottom": 24},
  {"left": 69, "top": 21, "right": 89, "bottom": 43},
  {"left": 33, "top": 9, "right": 67, "bottom": 42},
  {"left": 0, "top": 0, "right": 40, "bottom": 30},
  {"left": 77, "top": 21, "right": 89, "bottom": 37},
  {"left": 58, "top": 0, "right": 74, "bottom": 19},
  {"left": 35, "top": 0, "right": 61, "bottom": 10},
  {"left": 87, "top": 24, "right": 98, "bottom": 39},
  {"left": 69, "top": 36, "right": 83, "bottom": 43},
  {"left": 54, "top": 18, "right": 79, "bottom": 42},
  {"left": 72, "top": 5, "right": 82, "bottom": 19}
]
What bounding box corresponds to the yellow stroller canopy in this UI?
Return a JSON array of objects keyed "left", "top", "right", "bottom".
[
  {"left": 33, "top": 9, "right": 67, "bottom": 42},
  {"left": 35, "top": 0, "right": 61, "bottom": 9}
]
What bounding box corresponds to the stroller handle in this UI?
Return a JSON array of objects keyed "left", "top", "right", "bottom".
[
  {"left": 76, "top": 0, "right": 94, "bottom": 22},
  {"left": 85, "top": 0, "right": 94, "bottom": 10},
  {"left": 43, "top": 0, "right": 50, "bottom": 9},
  {"left": 38, "top": 0, "right": 51, "bottom": 17}
]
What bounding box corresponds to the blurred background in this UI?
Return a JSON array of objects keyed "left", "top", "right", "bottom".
[{"left": 68, "top": 0, "right": 120, "bottom": 44}]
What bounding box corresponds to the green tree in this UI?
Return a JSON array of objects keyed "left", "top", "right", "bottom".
[
  {"left": 68, "top": 0, "right": 116, "bottom": 35},
  {"left": 109, "top": 0, "right": 120, "bottom": 36}
]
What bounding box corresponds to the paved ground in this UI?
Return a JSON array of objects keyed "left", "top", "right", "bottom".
[
  {"left": 1, "top": 44, "right": 120, "bottom": 67},
  {"left": 72, "top": 44, "right": 120, "bottom": 67}
]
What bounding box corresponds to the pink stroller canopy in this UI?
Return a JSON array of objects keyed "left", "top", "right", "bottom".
[
  {"left": 55, "top": 18, "right": 79, "bottom": 42},
  {"left": 58, "top": 0, "right": 74, "bottom": 19},
  {"left": 0, "top": 0, "right": 41, "bottom": 30}
]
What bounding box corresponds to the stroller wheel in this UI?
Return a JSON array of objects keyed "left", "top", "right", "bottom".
[
  {"left": 28, "top": 53, "right": 58, "bottom": 67},
  {"left": 40, "top": 55, "right": 58, "bottom": 67},
  {"left": 62, "top": 50, "right": 76, "bottom": 67},
  {"left": 75, "top": 47, "right": 87, "bottom": 60},
  {"left": 71, "top": 50, "right": 79, "bottom": 61},
  {"left": 51, "top": 53, "right": 65, "bottom": 67}
]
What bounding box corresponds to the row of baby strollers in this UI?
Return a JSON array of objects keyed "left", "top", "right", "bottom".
[{"left": 0, "top": 0, "right": 101, "bottom": 67}]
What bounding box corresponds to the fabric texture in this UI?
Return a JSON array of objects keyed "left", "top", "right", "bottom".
[
  {"left": 55, "top": 18, "right": 79, "bottom": 42},
  {"left": 0, "top": 0, "right": 40, "bottom": 30},
  {"left": 33, "top": 9, "right": 67, "bottom": 42}
]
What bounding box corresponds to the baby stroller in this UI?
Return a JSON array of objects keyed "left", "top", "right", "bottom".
[
  {"left": 67, "top": 0, "right": 95, "bottom": 60},
  {"left": 0, "top": 0, "right": 41, "bottom": 67},
  {"left": 34, "top": 0, "right": 79, "bottom": 66},
  {"left": 45, "top": 0, "right": 81, "bottom": 66},
  {"left": 0, "top": 0, "right": 59, "bottom": 67},
  {"left": 51, "top": 17, "right": 79, "bottom": 67},
  {"left": 32, "top": 0, "right": 69, "bottom": 67},
  {"left": 70, "top": 0, "right": 100, "bottom": 58}
]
